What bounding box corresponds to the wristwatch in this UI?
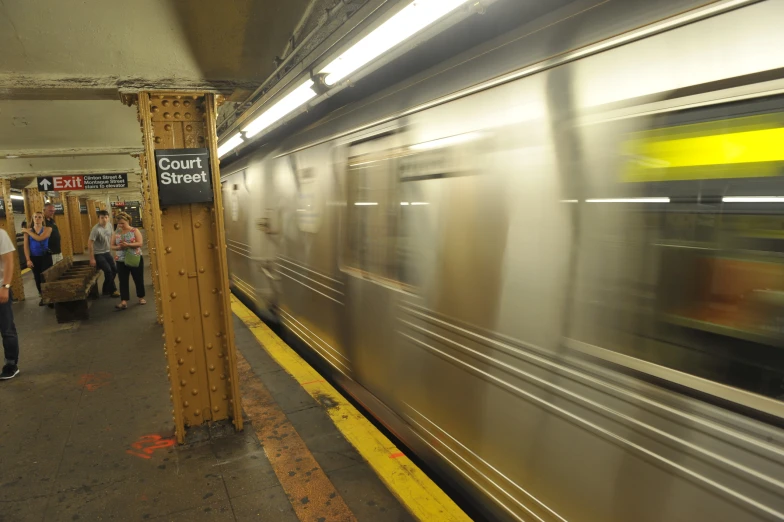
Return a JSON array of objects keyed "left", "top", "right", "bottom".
[{"left": 2, "top": 284, "right": 11, "bottom": 289}]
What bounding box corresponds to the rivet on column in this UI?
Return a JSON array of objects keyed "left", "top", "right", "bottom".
[
  {"left": 194, "top": 222, "right": 201, "bottom": 228},
  {"left": 213, "top": 406, "right": 219, "bottom": 412},
  {"left": 190, "top": 367, "right": 196, "bottom": 374},
  {"left": 177, "top": 358, "right": 184, "bottom": 365},
  {"left": 175, "top": 336, "right": 182, "bottom": 343},
  {"left": 183, "top": 313, "right": 190, "bottom": 320},
  {"left": 163, "top": 112, "right": 171, "bottom": 119},
  {"left": 180, "top": 379, "right": 186, "bottom": 386},
  {"left": 192, "top": 389, "right": 198, "bottom": 396},
  {"left": 164, "top": 124, "right": 172, "bottom": 131},
  {"left": 206, "top": 343, "right": 213, "bottom": 350},
  {"left": 170, "top": 292, "right": 177, "bottom": 298},
  {"left": 174, "top": 112, "right": 181, "bottom": 118},
  {"left": 165, "top": 246, "right": 172, "bottom": 253},
  {"left": 174, "top": 223, "right": 180, "bottom": 230},
  {"left": 179, "top": 269, "right": 185, "bottom": 275},
  {"left": 183, "top": 401, "right": 189, "bottom": 407},
  {"left": 194, "top": 410, "right": 201, "bottom": 416},
  {"left": 199, "top": 267, "right": 205, "bottom": 273},
  {"left": 211, "top": 385, "right": 217, "bottom": 392},
  {"left": 219, "top": 374, "right": 226, "bottom": 380},
  {"left": 187, "top": 345, "right": 194, "bottom": 352},
  {"left": 203, "top": 311, "right": 210, "bottom": 317}
]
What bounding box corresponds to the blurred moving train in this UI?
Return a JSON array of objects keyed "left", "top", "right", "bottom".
[{"left": 222, "top": 1, "right": 784, "bottom": 520}]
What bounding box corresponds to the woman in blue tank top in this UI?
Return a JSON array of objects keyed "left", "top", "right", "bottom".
[{"left": 23, "top": 211, "right": 53, "bottom": 306}]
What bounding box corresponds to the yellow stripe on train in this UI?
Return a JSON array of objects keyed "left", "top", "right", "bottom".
[{"left": 623, "top": 115, "right": 784, "bottom": 182}]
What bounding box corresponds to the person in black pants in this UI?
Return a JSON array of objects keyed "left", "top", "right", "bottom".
[
  {"left": 88, "top": 210, "right": 119, "bottom": 297},
  {"left": 111, "top": 212, "right": 145, "bottom": 310},
  {"left": 0, "top": 228, "right": 21, "bottom": 380},
  {"left": 22, "top": 211, "right": 53, "bottom": 306}
]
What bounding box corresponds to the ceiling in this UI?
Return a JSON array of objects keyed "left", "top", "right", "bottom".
[{"left": 0, "top": 0, "right": 322, "bottom": 200}]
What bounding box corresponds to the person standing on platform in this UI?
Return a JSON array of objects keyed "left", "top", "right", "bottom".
[
  {"left": 0, "top": 228, "right": 21, "bottom": 380},
  {"left": 43, "top": 203, "right": 63, "bottom": 264},
  {"left": 88, "top": 210, "right": 119, "bottom": 298},
  {"left": 111, "top": 212, "right": 146, "bottom": 310},
  {"left": 22, "top": 211, "right": 53, "bottom": 307}
]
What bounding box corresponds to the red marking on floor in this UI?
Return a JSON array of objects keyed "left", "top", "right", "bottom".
[
  {"left": 300, "top": 379, "right": 326, "bottom": 385},
  {"left": 127, "top": 434, "right": 175, "bottom": 459},
  {"left": 78, "top": 372, "right": 112, "bottom": 392},
  {"left": 389, "top": 452, "right": 405, "bottom": 459}
]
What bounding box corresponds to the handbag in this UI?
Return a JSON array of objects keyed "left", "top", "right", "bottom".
[{"left": 124, "top": 248, "right": 141, "bottom": 268}]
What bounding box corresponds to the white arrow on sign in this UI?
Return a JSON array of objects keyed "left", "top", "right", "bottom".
[{"left": 39, "top": 179, "right": 52, "bottom": 190}]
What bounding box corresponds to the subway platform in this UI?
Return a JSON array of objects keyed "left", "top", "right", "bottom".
[{"left": 0, "top": 269, "right": 466, "bottom": 522}]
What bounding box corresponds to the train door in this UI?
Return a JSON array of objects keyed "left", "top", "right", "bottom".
[{"left": 342, "top": 133, "right": 411, "bottom": 405}]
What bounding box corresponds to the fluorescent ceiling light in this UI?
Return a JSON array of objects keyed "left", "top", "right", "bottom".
[
  {"left": 409, "top": 132, "right": 481, "bottom": 151},
  {"left": 218, "top": 134, "right": 244, "bottom": 158},
  {"left": 410, "top": 202, "right": 429, "bottom": 205},
  {"left": 354, "top": 202, "right": 378, "bottom": 206},
  {"left": 586, "top": 197, "right": 670, "bottom": 203},
  {"left": 242, "top": 80, "right": 317, "bottom": 138},
  {"left": 560, "top": 199, "right": 578, "bottom": 203},
  {"left": 319, "top": 0, "right": 471, "bottom": 86},
  {"left": 10, "top": 195, "right": 23, "bottom": 200},
  {"left": 722, "top": 196, "right": 784, "bottom": 203}
]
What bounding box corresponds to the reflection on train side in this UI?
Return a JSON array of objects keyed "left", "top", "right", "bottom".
[{"left": 574, "top": 98, "right": 784, "bottom": 400}]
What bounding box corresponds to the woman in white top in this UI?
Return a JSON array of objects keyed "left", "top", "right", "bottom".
[{"left": 110, "top": 212, "right": 145, "bottom": 310}]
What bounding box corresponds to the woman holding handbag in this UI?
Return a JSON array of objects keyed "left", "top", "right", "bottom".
[{"left": 111, "top": 212, "right": 145, "bottom": 310}]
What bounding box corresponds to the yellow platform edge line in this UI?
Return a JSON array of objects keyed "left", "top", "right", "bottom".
[{"left": 230, "top": 295, "right": 472, "bottom": 522}]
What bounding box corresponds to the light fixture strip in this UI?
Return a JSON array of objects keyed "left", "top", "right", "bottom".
[
  {"left": 242, "top": 80, "right": 317, "bottom": 139},
  {"left": 319, "top": 0, "right": 472, "bottom": 86}
]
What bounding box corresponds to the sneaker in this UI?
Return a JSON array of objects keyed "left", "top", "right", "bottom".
[
  {"left": 0, "top": 364, "right": 19, "bottom": 380},
  {"left": 111, "top": 291, "right": 120, "bottom": 298}
]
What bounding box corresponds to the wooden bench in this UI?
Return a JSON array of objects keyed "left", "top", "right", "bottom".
[{"left": 41, "top": 258, "right": 101, "bottom": 323}]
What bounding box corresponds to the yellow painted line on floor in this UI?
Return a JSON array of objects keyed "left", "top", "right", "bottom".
[{"left": 231, "top": 295, "right": 472, "bottom": 522}]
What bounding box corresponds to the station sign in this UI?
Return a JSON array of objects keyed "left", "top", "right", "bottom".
[
  {"left": 37, "top": 173, "right": 128, "bottom": 192},
  {"left": 0, "top": 198, "right": 5, "bottom": 218},
  {"left": 110, "top": 201, "right": 125, "bottom": 208},
  {"left": 80, "top": 204, "right": 88, "bottom": 214},
  {"left": 154, "top": 148, "right": 213, "bottom": 206},
  {"left": 53, "top": 202, "right": 64, "bottom": 215}
]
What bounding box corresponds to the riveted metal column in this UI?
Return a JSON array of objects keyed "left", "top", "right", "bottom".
[
  {"left": 139, "top": 152, "right": 163, "bottom": 324},
  {"left": 51, "top": 195, "right": 74, "bottom": 258},
  {"left": 87, "top": 199, "right": 99, "bottom": 225},
  {"left": 0, "top": 181, "right": 24, "bottom": 301},
  {"left": 79, "top": 198, "right": 92, "bottom": 251},
  {"left": 137, "top": 92, "right": 243, "bottom": 443},
  {"left": 23, "top": 187, "right": 44, "bottom": 225},
  {"left": 66, "top": 195, "right": 84, "bottom": 254}
]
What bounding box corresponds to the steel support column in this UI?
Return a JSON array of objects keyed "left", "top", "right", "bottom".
[
  {"left": 66, "top": 195, "right": 84, "bottom": 254},
  {"left": 79, "top": 198, "right": 92, "bottom": 251},
  {"left": 138, "top": 152, "right": 163, "bottom": 325},
  {"left": 0, "top": 181, "right": 24, "bottom": 301},
  {"left": 136, "top": 92, "right": 242, "bottom": 442},
  {"left": 23, "top": 187, "right": 44, "bottom": 226},
  {"left": 51, "top": 195, "right": 74, "bottom": 258}
]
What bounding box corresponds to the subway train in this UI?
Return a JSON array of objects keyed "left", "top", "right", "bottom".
[{"left": 221, "top": 1, "right": 784, "bottom": 520}]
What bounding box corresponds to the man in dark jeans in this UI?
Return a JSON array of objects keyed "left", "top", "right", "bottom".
[
  {"left": 0, "top": 228, "right": 20, "bottom": 380},
  {"left": 88, "top": 210, "right": 119, "bottom": 297},
  {"left": 43, "top": 203, "right": 62, "bottom": 264}
]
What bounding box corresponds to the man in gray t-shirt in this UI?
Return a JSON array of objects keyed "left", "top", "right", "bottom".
[{"left": 89, "top": 210, "right": 119, "bottom": 297}]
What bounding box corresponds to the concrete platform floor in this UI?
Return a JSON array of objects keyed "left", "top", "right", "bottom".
[{"left": 0, "top": 270, "right": 414, "bottom": 521}]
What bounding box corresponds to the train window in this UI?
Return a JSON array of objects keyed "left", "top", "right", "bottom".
[
  {"left": 345, "top": 150, "right": 409, "bottom": 285},
  {"left": 572, "top": 93, "right": 784, "bottom": 403}
]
